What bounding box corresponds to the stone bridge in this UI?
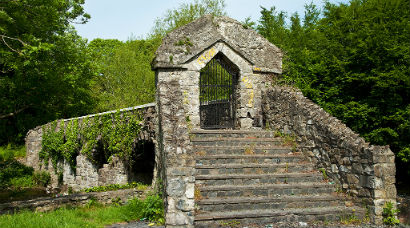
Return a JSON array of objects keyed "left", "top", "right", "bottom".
[{"left": 26, "top": 15, "right": 396, "bottom": 227}]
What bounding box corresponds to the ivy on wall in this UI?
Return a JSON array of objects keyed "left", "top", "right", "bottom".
[{"left": 39, "top": 111, "right": 144, "bottom": 172}]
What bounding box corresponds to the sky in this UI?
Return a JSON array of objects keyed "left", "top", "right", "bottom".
[{"left": 74, "top": 0, "right": 349, "bottom": 42}]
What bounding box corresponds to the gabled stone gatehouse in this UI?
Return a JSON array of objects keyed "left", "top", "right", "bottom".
[{"left": 152, "top": 15, "right": 396, "bottom": 227}]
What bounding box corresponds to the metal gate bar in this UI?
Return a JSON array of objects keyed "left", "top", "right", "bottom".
[{"left": 199, "top": 54, "right": 236, "bottom": 129}]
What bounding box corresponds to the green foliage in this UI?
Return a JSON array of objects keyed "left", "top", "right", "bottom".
[
  {"left": 257, "top": 0, "right": 410, "bottom": 179},
  {"left": 340, "top": 212, "right": 361, "bottom": 225},
  {"left": 0, "top": 159, "right": 34, "bottom": 189},
  {"left": 82, "top": 182, "right": 148, "bottom": 193},
  {"left": 1, "top": 0, "right": 228, "bottom": 147},
  {"left": 40, "top": 111, "right": 143, "bottom": 172},
  {"left": 9, "top": 175, "right": 34, "bottom": 188},
  {"left": 241, "top": 17, "right": 256, "bottom": 30},
  {"left": 88, "top": 38, "right": 160, "bottom": 112},
  {"left": 0, "top": 0, "right": 94, "bottom": 145},
  {"left": 273, "top": 130, "right": 284, "bottom": 137},
  {"left": 32, "top": 171, "right": 51, "bottom": 187},
  {"left": 151, "top": 0, "right": 226, "bottom": 36},
  {"left": 126, "top": 194, "right": 165, "bottom": 224},
  {"left": 85, "top": 197, "right": 101, "bottom": 209},
  {"left": 0, "top": 145, "right": 51, "bottom": 189},
  {"left": 0, "top": 195, "right": 164, "bottom": 228},
  {"left": 39, "top": 121, "right": 65, "bottom": 168},
  {"left": 383, "top": 201, "right": 400, "bottom": 226},
  {"left": 219, "top": 220, "right": 241, "bottom": 227},
  {"left": 0, "top": 144, "right": 25, "bottom": 161},
  {"left": 319, "top": 168, "right": 328, "bottom": 180},
  {"left": 111, "top": 197, "right": 122, "bottom": 207}
]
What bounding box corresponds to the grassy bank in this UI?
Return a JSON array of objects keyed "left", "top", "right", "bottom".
[{"left": 0, "top": 194, "right": 164, "bottom": 228}]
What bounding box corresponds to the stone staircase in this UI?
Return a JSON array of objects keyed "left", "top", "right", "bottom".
[{"left": 191, "top": 130, "right": 365, "bottom": 227}]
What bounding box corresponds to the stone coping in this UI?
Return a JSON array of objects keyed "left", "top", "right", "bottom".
[{"left": 65, "top": 102, "right": 156, "bottom": 121}]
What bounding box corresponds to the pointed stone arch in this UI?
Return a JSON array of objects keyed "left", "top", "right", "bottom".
[{"left": 198, "top": 51, "right": 239, "bottom": 129}]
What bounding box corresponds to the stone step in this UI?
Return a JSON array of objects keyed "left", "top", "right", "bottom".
[
  {"left": 197, "top": 195, "right": 346, "bottom": 212},
  {"left": 194, "top": 206, "right": 365, "bottom": 228},
  {"left": 195, "top": 162, "right": 315, "bottom": 175},
  {"left": 195, "top": 172, "right": 323, "bottom": 186},
  {"left": 189, "top": 131, "right": 366, "bottom": 227},
  {"left": 191, "top": 137, "right": 284, "bottom": 146},
  {"left": 191, "top": 129, "right": 279, "bottom": 138},
  {"left": 193, "top": 145, "right": 297, "bottom": 155},
  {"left": 198, "top": 183, "right": 335, "bottom": 198},
  {"left": 195, "top": 154, "right": 306, "bottom": 165}
]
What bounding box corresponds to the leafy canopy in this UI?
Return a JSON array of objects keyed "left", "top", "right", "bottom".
[
  {"left": 151, "top": 0, "right": 226, "bottom": 37},
  {"left": 0, "top": 0, "right": 93, "bottom": 144},
  {"left": 256, "top": 0, "right": 410, "bottom": 177},
  {"left": 88, "top": 0, "right": 227, "bottom": 112}
]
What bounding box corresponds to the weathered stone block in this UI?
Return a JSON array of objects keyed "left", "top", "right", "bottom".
[
  {"left": 347, "top": 174, "right": 359, "bottom": 185},
  {"left": 176, "top": 199, "right": 194, "bottom": 212},
  {"left": 185, "top": 182, "right": 195, "bottom": 199},
  {"left": 166, "top": 212, "right": 189, "bottom": 225},
  {"left": 167, "top": 178, "right": 186, "bottom": 198}
]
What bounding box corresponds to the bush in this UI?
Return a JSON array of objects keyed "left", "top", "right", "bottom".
[
  {"left": 0, "top": 160, "right": 34, "bottom": 188},
  {"left": 10, "top": 176, "right": 33, "bottom": 188},
  {"left": 125, "top": 194, "right": 164, "bottom": 224},
  {"left": 141, "top": 194, "right": 164, "bottom": 223},
  {"left": 0, "top": 145, "right": 26, "bottom": 162},
  {"left": 383, "top": 201, "right": 400, "bottom": 226},
  {"left": 32, "top": 171, "right": 51, "bottom": 187}
]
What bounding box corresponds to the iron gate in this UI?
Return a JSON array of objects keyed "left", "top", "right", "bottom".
[{"left": 199, "top": 54, "right": 237, "bottom": 129}]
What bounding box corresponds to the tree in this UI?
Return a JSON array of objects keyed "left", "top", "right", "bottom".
[
  {"left": 257, "top": 0, "right": 410, "bottom": 179},
  {"left": 89, "top": 0, "right": 228, "bottom": 112},
  {"left": 0, "top": 0, "right": 94, "bottom": 144},
  {"left": 151, "top": 0, "right": 226, "bottom": 37},
  {"left": 257, "top": 6, "right": 288, "bottom": 50},
  {"left": 88, "top": 38, "right": 161, "bottom": 111}
]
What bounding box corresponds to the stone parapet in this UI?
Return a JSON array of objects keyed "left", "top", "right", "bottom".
[{"left": 262, "top": 86, "right": 396, "bottom": 223}]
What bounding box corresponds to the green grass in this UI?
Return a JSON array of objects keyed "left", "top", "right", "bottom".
[
  {"left": 0, "top": 144, "right": 26, "bottom": 161},
  {"left": 0, "top": 195, "right": 164, "bottom": 228}
]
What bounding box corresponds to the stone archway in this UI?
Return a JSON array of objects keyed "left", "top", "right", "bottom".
[{"left": 199, "top": 53, "right": 239, "bottom": 129}]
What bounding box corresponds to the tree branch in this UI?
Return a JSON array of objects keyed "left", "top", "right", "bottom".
[
  {"left": 0, "top": 106, "right": 29, "bottom": 119},
  {"left": 0, "top": 35, "right": 27, "bottom": 54}
]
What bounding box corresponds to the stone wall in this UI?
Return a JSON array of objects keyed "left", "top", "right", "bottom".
[
  {"left": 156, "top": 70, "right": 196, "bottom": 228},
  {"left": 262, "top": 86, "right": 396, "bottom": 223},
  {"left": 24, "top": 103, "right": 156, "bottom": 192},
  {"left": 0, "top": 188, "right": 146, "bottom": 215}
]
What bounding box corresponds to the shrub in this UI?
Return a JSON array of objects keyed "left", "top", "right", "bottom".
[
  {"left": 125, "top": 194, "right": 164, "bottom": 224},
  {"left": 32, "top": 171, "right": 51, "bottom": 187},
  {"left": 141, "top": 194, "right": 164, "bottom": 223},
  {"left": 0, "top": 145, "right": 26, "bottom": 161},
  {"left": 10, "top": 176, "right": 33, "bottom": 188},
  {"left": 0, "top": 160, "right": 33, "bottom": 188},
  {"left": 383, "top": 201, "right": 400, "bottom": 226}
]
